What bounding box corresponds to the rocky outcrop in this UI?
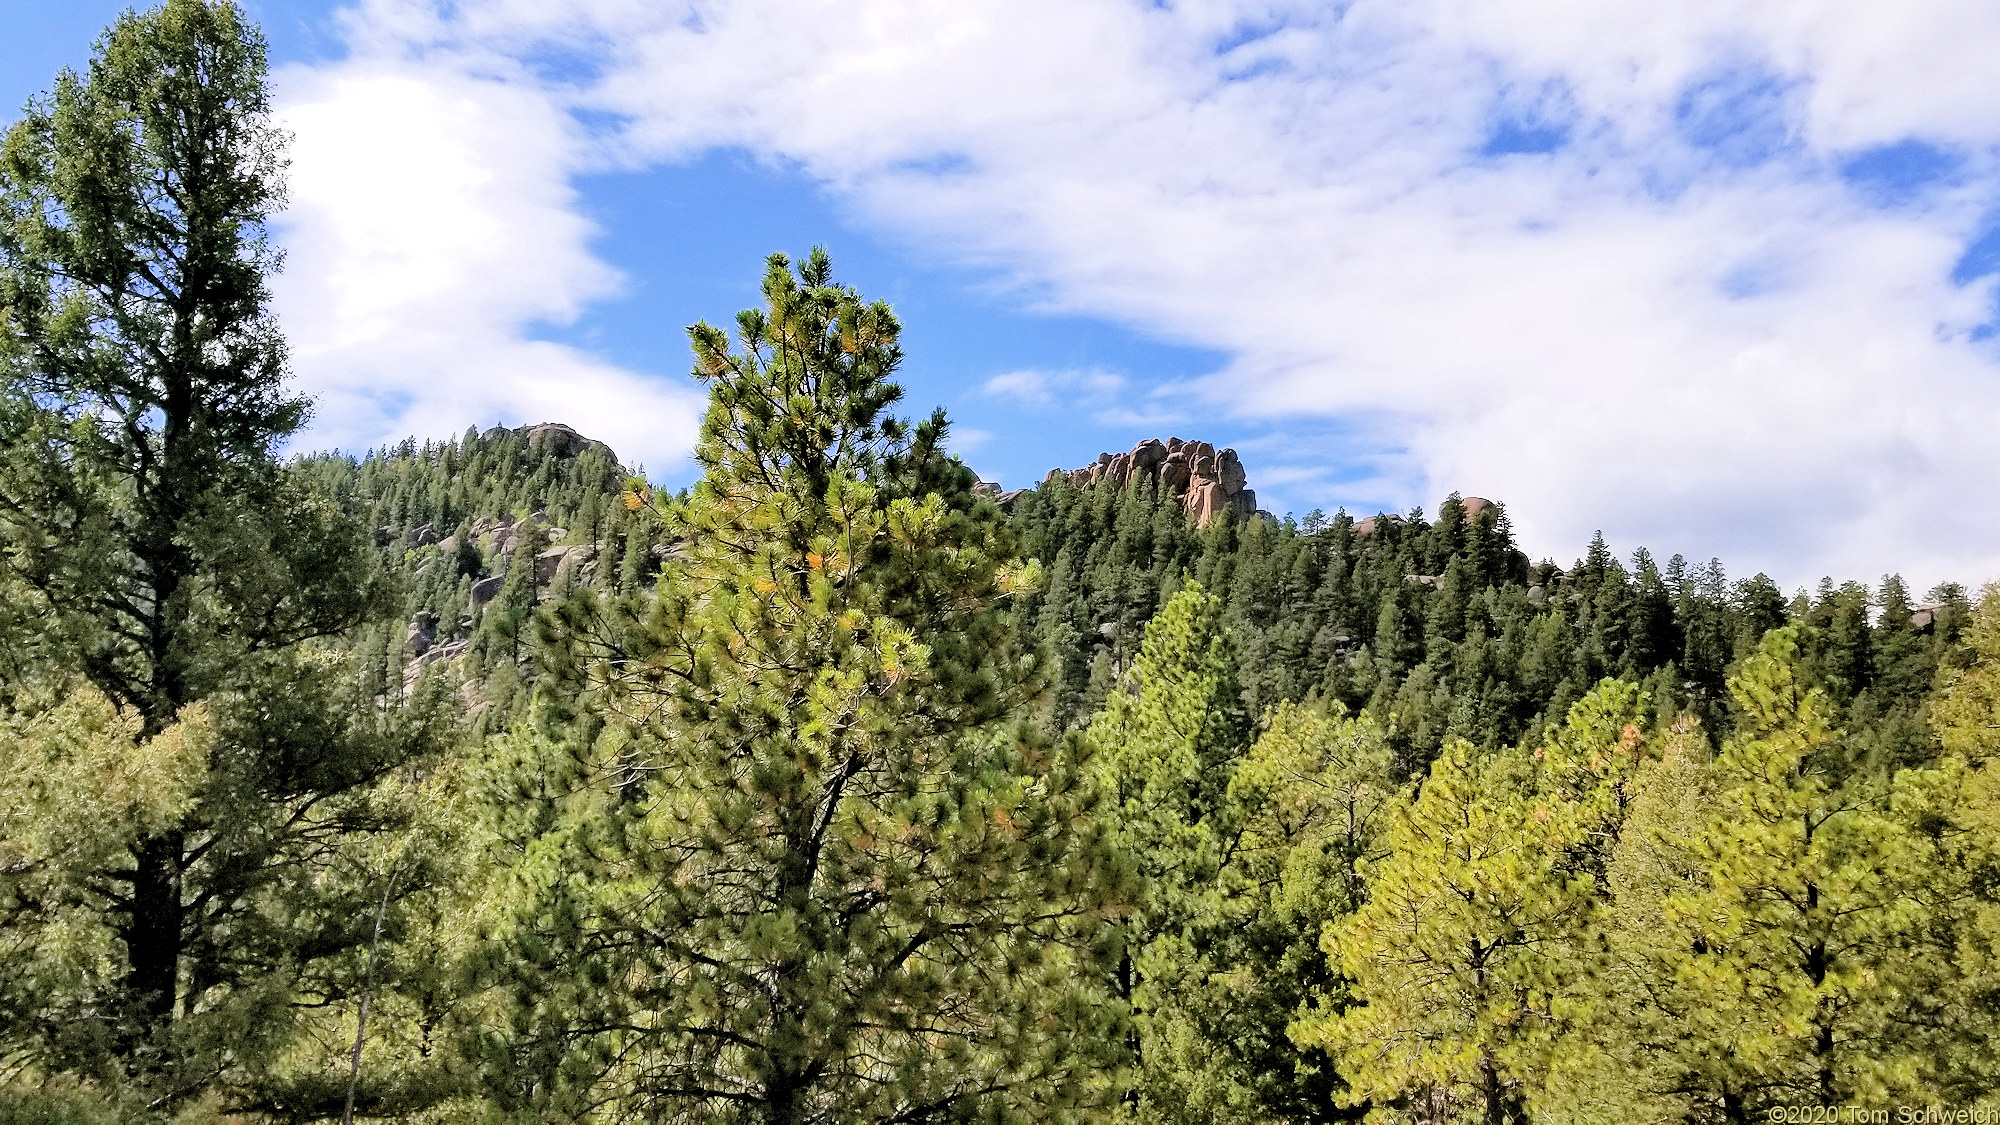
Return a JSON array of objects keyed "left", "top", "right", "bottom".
[
  {"left": 479, "top": 421, "right": 617, "bottom": 464},
  {"left": 1046, "top": 437, "right": 1259, "bottom": 526},
  {"left": 536, "top": 543, "right": 596, "bottom": 586},
  {"left": 1353, "top": 498, "right": 1496, "bottom": 539},
  {"left": 406, "top": 611, "right": 437, "bottom": 656}
]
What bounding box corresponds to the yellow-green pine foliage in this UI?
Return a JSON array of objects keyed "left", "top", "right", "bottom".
[
  {"left": 1301, "top": 681, "right": 1647, "bottom": 1124},
  {"left": 0, "top": 2, "right": 437, "bottom": 1113},
  {"left": 1548, "top": 715, "right": 1721, "bottom": 1123},
  {"left": 1088, "top": 583, "right": 1245, "bottom": 928},
  {"left": 1924, "top": 585, "right": 2000, "bottom": 1094},
  {"left": 478, "top": 250, "right": 1123, "bottom": 1125},
  {"left": 1208, "top": 701, "right": 1399, "bottom": 1121},
  {"left": 1093, "top": 577, "right": 1401, "bottom": 1123},
  {"left": 1624, "top": 628, "right": 1986, "bottom": 1110},
  {"left": 0, "top": 687, "right": 209, "bottom": 1083},
  {"left": 1935, "top": 582, "right": 2000, "bottom": 767}
]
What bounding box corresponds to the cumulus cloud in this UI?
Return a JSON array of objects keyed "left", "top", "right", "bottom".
[
  {"left": 270, "top": 41, "right": 704, "bottom": 471},
  {"left": 314, "top": 0, "right": 2000, "bottom": 589}
]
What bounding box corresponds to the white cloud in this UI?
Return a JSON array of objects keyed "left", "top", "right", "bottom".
[
  {"left": 978, "top": 367, "right": 1185, "bottom": 431},
  {"left": 948, "top": 427, "right": 995, "bottom": 456},
  {"left": 979, "top": 368, "right": 1128, "bottom": 407},
  {"left": 312, "top": 0, "right": 2000, "bottom": 589},
  {"left": 270, "top": 49, "right": 704, "bottom": 471},
  {"left": 978, "top": 370, "right": 1053, "bottom": 405}
]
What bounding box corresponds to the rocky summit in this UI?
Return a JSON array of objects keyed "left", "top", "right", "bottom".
[
  {"left": 479, "top": 421, "right": 617, "bottom": 464},
  {"left": 1046, "top": 437, "right": 1260, "bottom": 526}
]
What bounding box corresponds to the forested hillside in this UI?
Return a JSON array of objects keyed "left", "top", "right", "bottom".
[
  {"left": 322, "top": 422, "right": 1972, "bottom": 779},
  {"left": 7, "top": 3, "right": 2000, "bottom": 1124}
]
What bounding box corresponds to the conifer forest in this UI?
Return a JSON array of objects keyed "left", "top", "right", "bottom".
[{"left": 7, "top": 4, "right": 2000, "bottom": 1123}]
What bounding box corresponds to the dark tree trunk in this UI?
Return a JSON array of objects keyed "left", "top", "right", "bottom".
[
  {"left": 1481, "top": 1055, "right": 1506, "bottom": 1125},
  {"left": 128, "top": 830, "right": 185, "bottom": 1028}
]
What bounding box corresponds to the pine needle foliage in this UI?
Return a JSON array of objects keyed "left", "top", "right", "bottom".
[
  {"left": 478, "top": 250, "right": 1127, "bottom": 1124},
  {"left": 1299, "top": 682, "right": 1650, "bottom": 1125},
  {"left": 0, "top": 4, "right": 441, "bottom": 1113}
]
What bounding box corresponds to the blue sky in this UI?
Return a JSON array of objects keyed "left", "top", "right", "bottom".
[
  {"left": 9, "top": 0, "right": 2000, "bottom": 590},
  {"left": 3, "top": 1, "right": 1267, "bottom": 497}
]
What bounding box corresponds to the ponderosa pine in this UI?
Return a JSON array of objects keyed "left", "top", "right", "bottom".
[
  {"left": 0, "top": 2, "right": 436, "bottom": 1112},
  {"left": 477, "top": 249, "right": 1126, "bottom": 1124}
]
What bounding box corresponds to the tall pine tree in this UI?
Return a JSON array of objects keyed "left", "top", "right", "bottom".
[
  {"left": 0, "top": 2, "right": 432, "bottom": 1111},
  {"left": 479, "top": 250, "right": 1126, "bottom": 1124}
]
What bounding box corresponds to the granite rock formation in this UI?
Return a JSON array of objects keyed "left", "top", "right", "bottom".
[
  {"left": 479, "top": 421, "right": 617, "bottom": 463},
  {"left": 1044, "top": 437, "right": 1259, "bottom": 526}
]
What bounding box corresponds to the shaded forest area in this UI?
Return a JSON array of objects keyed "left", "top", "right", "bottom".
[{"left": 6, "top": 3, "right": 2000, "bottom": 1124}]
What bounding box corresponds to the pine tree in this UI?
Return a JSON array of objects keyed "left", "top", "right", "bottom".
[
  {"left": 1298, "top": 682, "right": 1647, "bottom": 1124},
  {"left": 1546, "top": 715, "right": 1721, "bottom": 1122},
  {"left": 480, "top": 250, "right": 1125, "bottom": 1124},
  {"left": 1936, "top": 583, "right": 2000, "bottom": 767},
  {"left": 1615, "top": 629, "right": 1979, "bottom": 1112},
  {"left": 1083, "top": 584, "right": 1254, "bottom": 1118},
  {"left": 0, "top": 2, "right": 427, "bottom": 1111}
]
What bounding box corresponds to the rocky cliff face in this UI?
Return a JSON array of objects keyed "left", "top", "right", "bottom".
[{"left": 1045, "top": 437, "right": 1258, "bottom": 526}]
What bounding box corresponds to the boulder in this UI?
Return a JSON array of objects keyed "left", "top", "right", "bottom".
[
  {"left": 404, "top": 639, "right": 470, "bottom": 689},
  {"left": 521, "top": 422, "right": 613, "bottom": 462},
  {"left": 1103, "top": 452, "right": 1133, "bottom": 488},
  {"left": 481, "top": 422, "right": 618, "bottom": 464},
  {"left": 405, "top": 613, "right": 436, "bottom": 656},
  {"left": 411, "top": 523, "right": 439, "bottom": 548},
  {"left": 1217, "top": 449, "right": 1247, "bottom": 495},
  {"left": 1461, "top": 496, "right": 1493, "bottom": 521},
  {"left": 1130, "top": 438, "right": 1167, "bottom": 472},
  {"left": 471, "top": 575, "right": 503, "bottom": 604},
  {"left": 435, "top": 535, "right": 459, "bottom": 557},
  {"left": 536, "top": 544, "right": 595, "bottom": 586},
  {"left": 1184, "top": 481, "right": 1227, "bottom": 525}
]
